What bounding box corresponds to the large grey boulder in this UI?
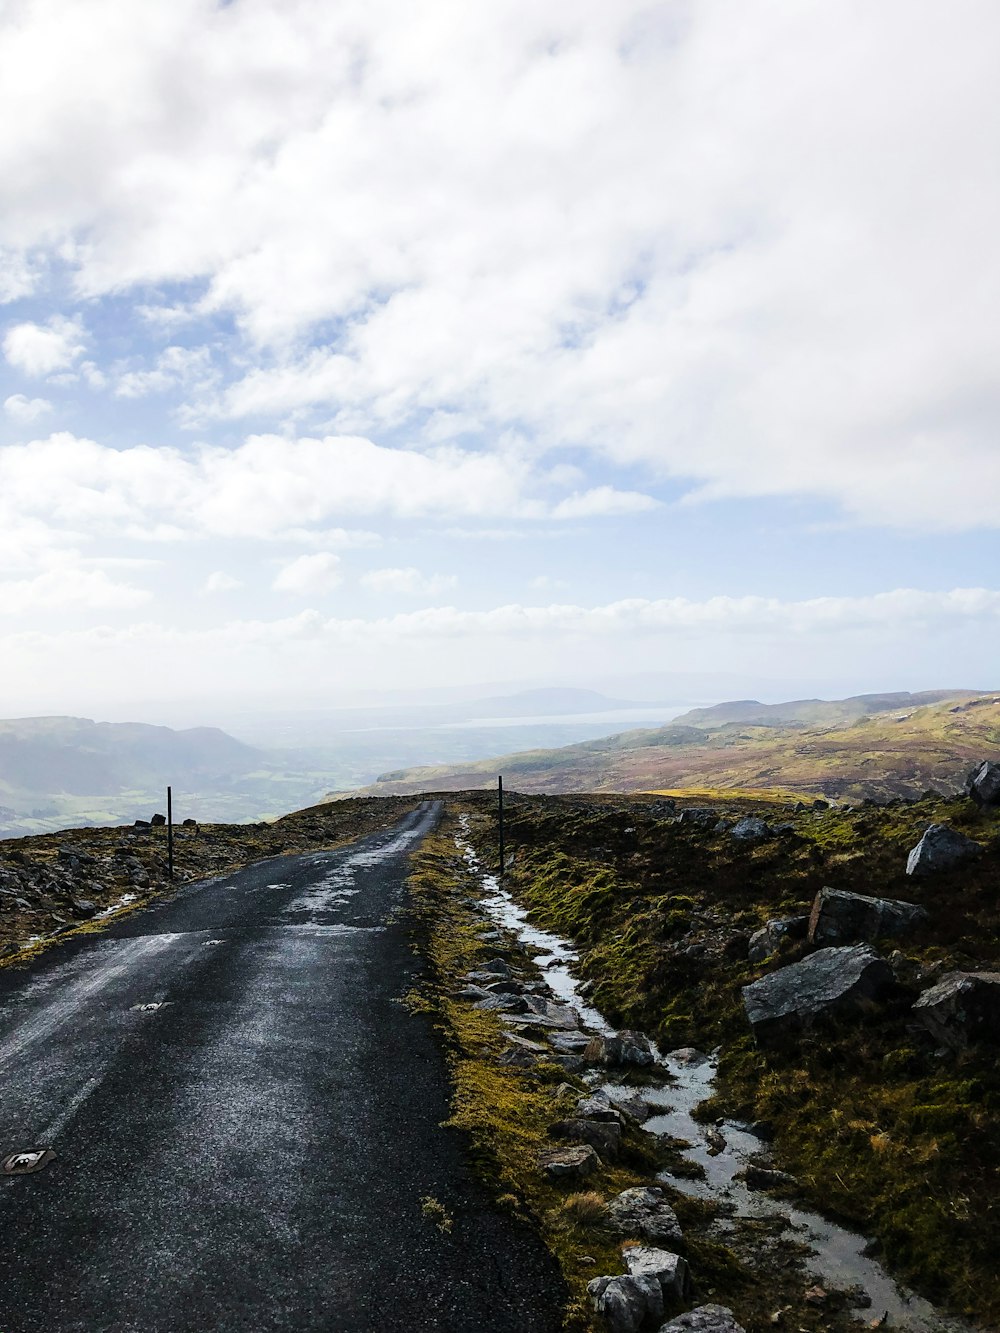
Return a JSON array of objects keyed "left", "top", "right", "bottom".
[
  {"left": 584, "top": 1030, "right": 656, "bottom": 1067},
  {"left": 747, "top": 915, "right": 808, "bottom": 962},
  {"left": 730, "top": 816, "right": 771, "bottom": 841},
  {"left": 589, "top": 1249, "right": 690, "bottom": 1333},
  {"left": 658, "top": 1307, "right": 746, "bottom": 1333},
  {"left": 742, "top": 945, "right": 893, "bottom": 1046},
  {"left": 913, "top": 971, "right": 1000, "bottom": 1050},
  {"left": 606, "top": 1187, "right": 682, "bottom": 1245},
  {"left": 965, "top": 761, "right": 1000, "bottom": 807},
  {"left": 906, "top": 824, "right": 981, "bottom": 876},
  {"left": 808, "top": 887, "right": 928, "bottom": 946},
  {"left": 674, "top": 808, "right": 718, "bottom": 828}
]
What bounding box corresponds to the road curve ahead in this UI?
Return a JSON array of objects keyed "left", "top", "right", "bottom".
[{"left": 0, "top": 802, "right": 565, "bottom": 1333}]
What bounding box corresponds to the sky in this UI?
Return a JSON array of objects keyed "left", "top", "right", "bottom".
[{"left": 1, "top": 0, "right": 999, "bottom": 721}]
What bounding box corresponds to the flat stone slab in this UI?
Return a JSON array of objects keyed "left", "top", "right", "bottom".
[{"left": 658, "top": 1306, "right": 746, "bottom": 1332}]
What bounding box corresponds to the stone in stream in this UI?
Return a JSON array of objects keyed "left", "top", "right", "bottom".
[
  {"left": 964, "top": 760, "right": 1000, "bottom": 807},
  {"left": 584, "top": 1030, "right": 656, "bottom": 1068},
  {"left": 605, "top": 1187, "right": 682, "bottom": 1245},
  {"left": 913, "top": 970, "right": 1000, "bottom": 1050},
  {"left": 747, "top": 915, "right": 808, "bottom": 963},
  {"left": 658, "top": 1306, "right": 746, "bottom": 1332},
  {"left": 538, "top": 1144, "right": 600, "bottom": 1181},
  {"left": 905, "top": 824, "right": 981, "bottom": 876},
  {"left": 736, "top": 1165, "right": 798, "bottom": 1191},
  {"left": 468, "top": 957, "right": 513, "bottom": 980},
  {"left": 550, "top": 1117, "right": 621, "bottom": 1162},
  {"left": 473, "top": 993, "right": 531, "bottom": 1014},
  {"left": 807, "top": 888, "right": 928, "bottom": 947},
  {"left": 606, "top": 1088, "right": 653, "bottom": 1123},
  {"left": 576, "top": 1092, "right": 625, "bottom": 1124},
  {"left": 741, "top": 945, "right": 893, "bottom": 1046},
  {"left": 588, "top": 1247, "right": 690, "bottom": 1333}
]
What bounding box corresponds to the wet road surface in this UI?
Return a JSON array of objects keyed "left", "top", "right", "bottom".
[{"left": 0, "top": 802, "right": 565, "bottom": 1332}]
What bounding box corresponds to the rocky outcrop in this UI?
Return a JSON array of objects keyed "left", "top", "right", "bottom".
[
  {"left": 658, "top": 1307, "right": 746, "bottom": 1332},
  {"left": 807, "top": 887, "right": 928, "bottom": 946},
  {"left": 964, "top": 760, "right": 1000, "bottom": 807},
  {"left": 905, "top": 824, "right": 981, "bottom": 876},
  {"left": 913, "top": 970, "right": 1000, "bottom": 1050},
  {"left": 584, "top": 1030, "right": 656, "bottom": 1067},
  {"left": 589, "top": 1248, "right": 690, "bottom": 1333},
  {"left": 747, "top": 915, "right": 808, "bottom": 962},
  {"left": 605, "top": 1187, "right": 682, "bottom": 1245},
  {"left": 742, "top": 945, "right": 893, "bottom": 1045}
]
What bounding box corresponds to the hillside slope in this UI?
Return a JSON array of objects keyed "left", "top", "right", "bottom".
[{"left": 337, "top": 690, "right": 1000, "bottom": 801}]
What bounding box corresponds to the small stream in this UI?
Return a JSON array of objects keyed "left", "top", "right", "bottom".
[{"left": 458, "top": 820, "right": 975, "bottom": 1332}]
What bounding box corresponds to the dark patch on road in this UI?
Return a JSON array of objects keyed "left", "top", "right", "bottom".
[{"left": 0, "top": 802, "right": 566, "bottom": 1331}]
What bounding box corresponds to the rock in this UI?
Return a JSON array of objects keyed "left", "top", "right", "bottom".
[
  {"left": 551, "top": 1117, "right": 621, "bottom": 1161},
  {"left": 913, "top": 970, "right": 1000, "bottom": 1050},
  {"left": 675, "top": 808, "right": 718, "bottom": 827},
  {"left": 623, "top": 1246, "right": 690, "bottom": 1302},
  {"left": 605, "top": 1088, "right": 653, "bottom": 1123},
  {"left": 606, "top": 1187, "right": 682, "bottom": 1245},
  {"left": 474, "top": 957, "right": 513, "bottom": 978},
  {"left": 807, "top": 888, "right": 928, "bottom": 946},
  {"left": 668, "top": 1046, "right": 708, "bottom": 1065},
  {"left": 905, "top": 824, "right": 981, "bottom": 876},
  {"left": 181, "top": 817, "right": 197, "bottom": 827},
  {"left": 964, "top": 760, "right": 1000, "bottom": 807},
  {"left": 69, "top": 898, "right": 98, "bottom": 919},
  {"left": 730, "top": 816, "right": 771, "bottom": 841},
  {"left": 748, "top": 916, "right": 808, "bottom": 963},
  {"left": 539, "top": 1144, "right": 600, "bottom": 1181},
  {"left": 584, "top": 1030, "right": 656, "bottom": 1067},
  {"left": 150, "top": 813, "right": 166, "bottom": 827},
  {"left": 473, "top": 993, "right": 531, "bottom": 1014},
  {"left": 588, "top": 1274, "right": 657, "bottom": 1333},
  {"left": 576, "top": 1092, "right": 624, "bottom": 1123},
  {"left": 737, "top": 1165, "right": 798, "bottom": 1191},
  {"left": 589, "top": 1249, "right": 691, "bottom": 1333},
  {"left": 483, "top": 978, "right": 527, "bottom": 995},
  {"left": 133, "top": 820, "right": 150, "bottom": 829},
  {"left": 812, "top": 799, "right": 830, "bottom": 811},
  {"left": 742, "top": 945, "right": 894, "bottom": 1046},
  {"left": 658, "top": 1305, "right": 745, "bottom": 1332}
]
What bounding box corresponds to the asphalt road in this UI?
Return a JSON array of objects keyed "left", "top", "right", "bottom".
[{"left": 0, "top": 802, "right": 565, "bottom": 1332}]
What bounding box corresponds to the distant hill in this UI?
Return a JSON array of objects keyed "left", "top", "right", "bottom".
[
  {"left": 335, "top": 690, "right": 1000, "bottom": 802},
  {"left": 0, "top": 717, "right": 333, "bottom": 837}
]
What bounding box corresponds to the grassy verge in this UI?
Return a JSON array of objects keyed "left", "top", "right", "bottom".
[{"left": 461, "top": 789, "right": 1000, "bottom": 1326}]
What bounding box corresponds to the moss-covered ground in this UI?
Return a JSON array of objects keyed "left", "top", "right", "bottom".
[{"left": 453, "top": 788, "right": 1000, "bottom": 1327}]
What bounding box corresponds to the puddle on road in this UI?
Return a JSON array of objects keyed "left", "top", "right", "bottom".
[{"left": 456, "top": 816, "right": 975, "bottom": 1331}]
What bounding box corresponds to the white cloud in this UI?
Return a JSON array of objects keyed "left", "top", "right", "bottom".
[
  {"left": 272, "top": 551, "right": 342, "bottom": 595},
  {"left": 202, "top": 570, "right": 242, "bottom": 594},
  {"left": 115, "top": 344, "right": 215, "bottom": 399},
  {"left": 3, "top": 393, "right": 52, "bottom": 422},
  {"left": 1, "top": 586, "right": 997, "bottom": 714},
  {"left": 550, "top": 487, "right": 660, "bottom": 520},
  {"left": 0, "top": 566, "right": 150, "bottom": 615},
  {"left": 0, "top": 431, "right": 654, "bottom": 544},
  {"left": 361, "top": 566, "right": 457, "bottom": 596},
  {"left": 3, "top": 315, "right": 86, "bottom": 377}
]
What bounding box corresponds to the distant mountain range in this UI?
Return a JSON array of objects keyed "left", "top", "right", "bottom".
[{"left": 336, "top": 689, "right": 1000, "bottom": 802}]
